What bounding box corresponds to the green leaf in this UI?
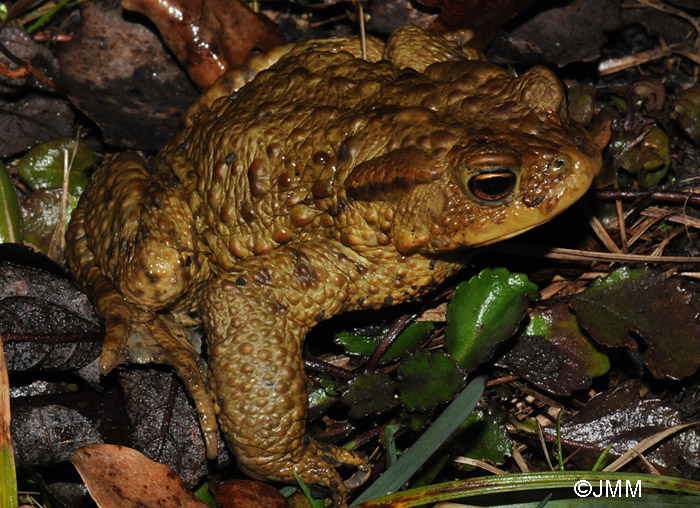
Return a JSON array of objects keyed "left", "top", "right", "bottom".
[
  {"left": 397, "top": 350, "right": 465, "bottom": 411},
  {"left": 307, "top": 380, "right": 336, "bottom": 420},
  {"left": 16, "top": 137, "right": 94, "bottom": 194},
  {"left": 445, "top": 268, "right": 537, "bottom": 372},
  {"left": 382, "top": 424, "right": 401, "bottom": 467},
  {"left": 503, "top": 303, "right": 609, "bottom": 396},
  {"left": 21, "top": 189, "right": 79, "bottom": 253},
  {"left": 279, "top": 485, "right": 297, "bottom": 497},
  {"left": 383, "top": 322, "right": 433, "bottom": 362},
  {"left": 341, "top": 371, "right": 398, "bottom": 418},
  {"left": 307, "top": 373, "right": 338, "bottom": 419},
  {"left": 334, "top": 329, "right": 377, "bottom": 357},
  {"left": 405, "top": 411, "right": 433, "bottom": 432},
  {"left": 565, "top": 83, "right": 594, "bottom": 125},
  {"left": 674, "top": 86, "right": 700, "bottom": 143},
  {"left": 0, "top": 161, "right": 22, "bottom": 244},
  {"left": 637, "top": 127, "right": 670, "bottom": 188},
  {"left": 570, "top": 267, "right": 700, "bottom": 380},
  {"left": 611, "top": 94, "right": 627, "bottom": 113},
  {"left": 456, "top": 410, "right": 512, "bottom": 467},
  {"left": 351, "top": 376, "right": 485, "bottom": 506},
  {"left": 335, "top": 322, "right": 434, "bottom": 363},
  {"left": 611, "top": 127, "right": 669, "bottom": 188},
  {"left": 193, "top": 482, "right": 216, "bottom": 508}
]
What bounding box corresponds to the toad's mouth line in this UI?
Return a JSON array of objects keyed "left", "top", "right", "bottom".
[{"left": 468, "top": 187, "right": 595, "bottom": 247}]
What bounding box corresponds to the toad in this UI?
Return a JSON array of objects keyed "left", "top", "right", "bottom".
[{"left": 66, "top": 25, "right": 601, "bottom": 506}]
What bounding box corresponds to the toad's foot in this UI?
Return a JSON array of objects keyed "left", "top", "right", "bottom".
[
  {"left": 249, "top": 440, "right": 370, "bottom": 507},
  {"left": 99, "top": 298, "right": 219, "bottom": 458}
]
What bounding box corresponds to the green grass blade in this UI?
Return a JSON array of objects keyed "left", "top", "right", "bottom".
[
  {"left": 353, "top": 471, "right": 700, "bottom": 507},
  {"left": 0, "top": 448, "right": 18, "bottom": 508},
  {"left": 26, "top": 0, "right": 72, "bottom": 33},
  {"left": 1, "top": 332, "right": 17, "bottom": 508},
  {"left": 294, "top": 472, "right": 324, "bottom": 508},
  {"left": 351, "top": 376, "right": 486, "bottom": 506},
  {"left": 0, "top": 161, "right": 22, "bottom": 244},
  {"left": 490, "top": 493, "right": 700, "bottom": 507}
]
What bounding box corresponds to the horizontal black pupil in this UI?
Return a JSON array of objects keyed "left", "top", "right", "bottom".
[{"left": 470, "top": 172, "right": 515, "bottom": 198}]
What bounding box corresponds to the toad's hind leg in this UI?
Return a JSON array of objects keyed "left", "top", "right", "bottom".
[
  {"left": 66, "top": 153, "right": 218, "bottom": 456},
  {"left": 201, "top": 243, "right": 371, "bottom": 507}
]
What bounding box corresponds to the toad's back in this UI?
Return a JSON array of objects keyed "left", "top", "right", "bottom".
[
  {"left": 66, "top": 25, "right": 600, "bottom": 507},
  {"left": 164, "top": 36, "right": 483, "bottom": 268}
]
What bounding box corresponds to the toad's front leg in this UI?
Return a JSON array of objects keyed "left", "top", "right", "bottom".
[{"left": 201, "top": 242, "right": 371, "bottom": 507}]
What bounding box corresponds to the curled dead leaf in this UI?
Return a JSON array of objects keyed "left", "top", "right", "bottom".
[
  {"left": 72, "top": 444, "right": 207, "bottom": 508},
  {"left": 122, "top": 0, "right": 283, "bottom": 88},
  {"left": 589, "top": 107, "right": 615, "bottom": 152},
  {"left": 417, "top": 0, "right": 526, "bottom": 49},
  {"left": 216, "top": 479, "right": 290, "bottom": 508}
]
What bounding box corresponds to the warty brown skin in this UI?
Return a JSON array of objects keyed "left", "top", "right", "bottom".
[{"left": 66, "top": 25, "right": 601, "bottom": 507}]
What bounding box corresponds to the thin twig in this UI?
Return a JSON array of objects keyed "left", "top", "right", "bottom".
[
  {"left": 603, "top": 421, "right": 700, "bottom": 472},
  {"left": 595, "top": 188, "right": 700, "bottom": 208},
  {"left": 0, "top": 39, "right": 64, "bottom": 92},
  {"left": 614, "top": 173, "right": 629, "bottom": 252},
  {"left": 494, "top": 244, "right": 700, "bottom": 264},
  {"left": 588, "top": 214, "right": 622, "bottom": 254},
  {"left": 366, "top": 313, "right": 418, "bottom": 370},
  {"left": 453, "top": 456, "right": 508, "bottom": 475},
  {"left": 305, "top": 357, "right": 355, "bottom": 380},
  {"left": 543, "top": 247, "right": 700, "bottom": 264},
  {"left": 358, "top": 1, "right": 366, "bottom": 61}
]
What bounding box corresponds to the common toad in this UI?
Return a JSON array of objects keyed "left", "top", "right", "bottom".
[{"left": 66, "top": 25, "right": 601, "bottom": 506}]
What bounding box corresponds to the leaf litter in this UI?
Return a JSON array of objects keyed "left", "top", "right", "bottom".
[{"left": 2, "top": 0, "right": 700, "bottom": 506}]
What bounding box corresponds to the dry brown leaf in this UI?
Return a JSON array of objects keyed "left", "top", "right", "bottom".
[
  {"left": 56, "top": 0, "right": 199, "bottom": 151},
  {"left": 0, "top": 27, "right": 75, "bottom": 157},
  {"left": 122, "top": 0, "right": 283, "bottom": 88},
  {"left": 216, "top": 479, "right": 290, "bottom": 508},
  {"left": 417, "top": 0, "right": 531, "bottom": 49},
  {"left": 551, "top": 387, "right": 700, "bottom": 476},
  {"left": 0, "top": 332, "right": 13, "bottom": 457},
  {"left": 72, "top": 444, "right": 207, "bottom": 508},
  {"left": 487, "top": 0, "right": 622, "bottom": 66}
]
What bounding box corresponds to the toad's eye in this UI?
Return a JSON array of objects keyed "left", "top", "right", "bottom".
[
  {"left": 467, "top": 169, "right": 517, "bottom": 203},
  {"left": 552, "top": 158, "right": 565, "bottom": 170}
]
